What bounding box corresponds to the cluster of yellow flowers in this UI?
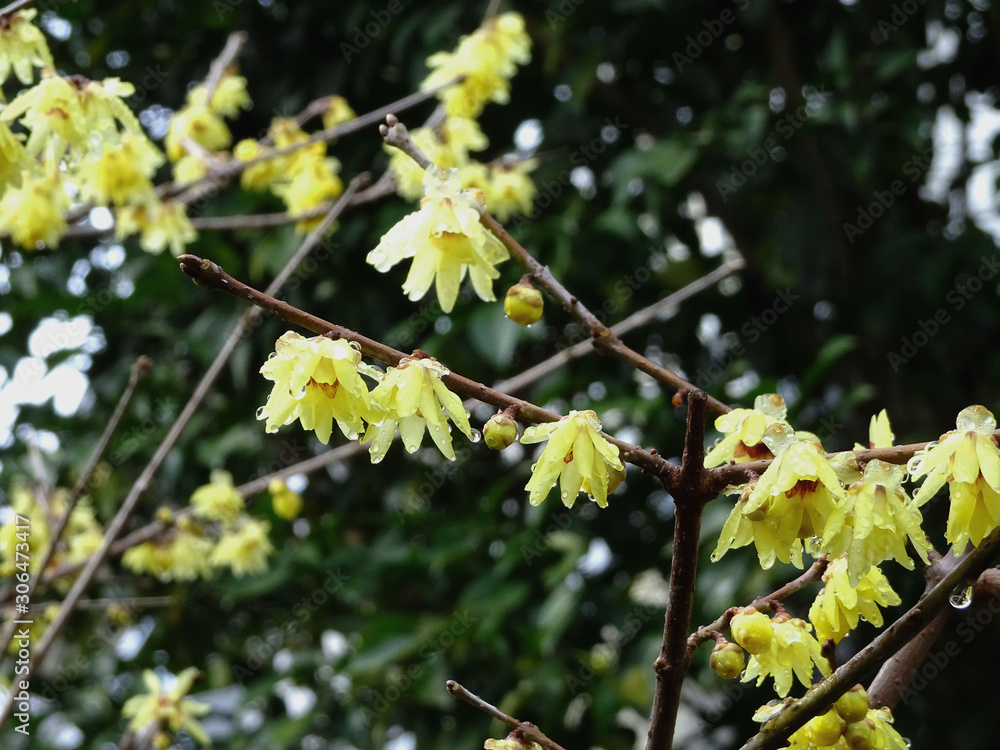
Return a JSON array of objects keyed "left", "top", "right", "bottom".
[
  {"left": 752, "top": 685, "right": 909, "bottom": 750},
  {"left": 234, "top": 103, "right": 352, "bottom": 232},
  {"left": 389, "top": 13, "right": 537, "bottom": 222},
  {"left": 122, "top": 470, "right": 279, "bottom": 581},
  {"left": 257, "top": 330, "right": 624, "bottom": 507},
  {"left": 710, "top": 396, "right": 1000, "bottom": 572}
]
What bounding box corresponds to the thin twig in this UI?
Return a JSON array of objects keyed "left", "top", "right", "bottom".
[
  {"left": 202, "top": 31, "right": 247, "bottom": 106},
  {"left": 0, "top": 181, "right": 365, "bottom": 733},
  {"left": 687, "top": 557, "right": 829, "bottom": 654},
  {"left": 0, "top": 356, "right": 150, "bottom": 656},
  {"left": 647, "top": 390, "right": 713, "bottom": 750},
  {"left": 176, "top": 252, "right": 676, "bottom": 482},
  {"left": 446, "top": 680, "right": 567, "bottom": 750},
  {"left": 0, "top": 0, "right": 35, "bottom": 19},
  {"left": 738, "top": 527, "right": 1000, "bottom": 750}
]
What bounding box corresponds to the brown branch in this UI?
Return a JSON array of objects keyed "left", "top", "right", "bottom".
[
  {"left": 646, "top": 390, "right": 714, "bottom": 750},
  {"left": 866, "top": 547, "right": 966, "bottom": 709},
  {"left": 176, "top": 252, "right": 676, "bottom": 483},
  {"left": 446, "top": 680, "right": 567, "bottom": 750},
  {"left": 202, "top": 31, "right": 247, "bottom": 106},
  {"left": 0, "top": 0, "right": 35, "bottom": 19},
  {"left": 687, "top": 557, "right": 829, "bottom": 654},
  {"left": 737, "top": 526, "right": 1000, "bottom": 750}
]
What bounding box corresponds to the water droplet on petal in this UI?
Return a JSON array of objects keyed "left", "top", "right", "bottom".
[
  {"left": 292, "top": 386, "right": 307, "bottom": 400},
  {"left": 469, "top": 428, "right": 482, "bottom": 443},
  {"left": 530, "top": 462, "right": 538, "bottom": 471},
  {"left": 949, "top": 583, "right": 974, "bottom": 609},
  {"left": 256, "top": 406, "right": 266, "bottom": 419}
]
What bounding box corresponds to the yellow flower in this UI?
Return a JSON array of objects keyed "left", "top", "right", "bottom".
[
  {"left": 2, "top": 74, "right": 140, "bottom": 160},
  {"left": 322, "top": 95, "right": 356, "bottom": 130},
  {"left": 234, "top": 138, "right": 280, "bottom": 191},
  {"left": 821, "top": 459, "right": 931, "bottom": 585},
  {"left": 209, "top": 517, "right": 275, "bottom": 577},
  {"left": 172, "top": 154, "right": 210, "bottom": 185},
  {"left": 421, "top": 12, "right": 531, "bottom": 118},
  {"left": 165, "top": 103, "right": 231, "bottom": 162},
  {"left": 269, "top": 478, "right": 303, "bottom": 520},
  {"left": 0, "top": 163, "right": 69, "bottom": 249},
  {"left": 123, "top": 540, "right": 175, "bottom": 580},
  {"left": 270, "top": 117, "right": 325, "bottom": 171},
  {"left": 484, "top": 737, "right": 544, "bottom": 750},
  {"left": 75, "top": 131, "right": 164, "bottom": 206},
  {"left": 0, "top": 487, "right": 51, "bottom": 577},
  {"left": 122, "top": 668, "right": 211, "bottom": 746},
  {"left": 520, "top": 410, "right": 623, "bottom": 508},
  {"left": 742, "top": 613, "right": 830, "bottom": 697},
  {"left": 712, "top": 424, "right": 846, "bottom": 569},
  {"left": 367, "top": 165, "right": 509, "bottom": 313},
  {"left": 0, "top": 10, "right": 54, "bottom": 87},
  {"left": 808, "top": 557, "right": 901, "bottom": 643},
  {"left": 116, "top": 200, "right": 197, "bottom": 255},
  {"left": 485, "top": 159, "right": 538, "bottom": 221},
  {"left": 167, "top": 526, "right": 214, "bottom": 582},
  {"left": 0, "top": 120, "right": 28, "bottom": 189},
  {"left": 753, "top": 703, "right": 845, "bottom": 749},
  {"left": 258, "top": 332, "right": 382, "bottom": 444},
  {"left": 186, "top": 73, "right": 251, "bottom": 118},
  {"left": 272, "top": 155, "right": 343, "bottom": 232},
  {"left": 191, "top": 469, "right": 245, "bottom": 523},
  {"left": 704, "top": 393, "right": 790, "bottom": 467},
  {"left": 364, "top": 354, "right": 473, "bottom": 462},
  {"left": 908, "top": 405, "right": 1000, "bottom": 549}
]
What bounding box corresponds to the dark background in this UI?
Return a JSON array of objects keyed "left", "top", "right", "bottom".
[{"left": 2, "top": 0, "right": 1000, "bottom": 747}]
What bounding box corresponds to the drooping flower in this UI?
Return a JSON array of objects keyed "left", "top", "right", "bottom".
[
  {"left": 484, "top": 158, "right": 538, "bottom": 221},
  {"left": 908, "top": 405, "right": 1000, "bottom": 550},
  {"left": 0, "top": 163, "right": 70, "bottom": 248},
  {"left": 0, "top": 10, "right": 54, "bottom": 87},
  {"left": 271, "top": 155, "right": 343, "bottom": 232},
  {"left": 704, "top": 393, "right": 790, "bottom": 467},
  {"left": 363, "top": 354, "right": 473, "bottom": 462},
  {"left": 742, "top": 612, "right": 831, "bottom": 697},
  {"left": 165, "top": 103, "right": 231, "bottom": 162},
  {"left": 121, "top": 668, "right": 211, "bottom": 746},
  {"left": 421, "top": 12, "right": 531, "bottom": 119},
  {"left": 0, "top": 120, "right": 28, "bottom": 190},
  {"left": 116, "top": 200, "right": 197, "bottom": 255},
  {"left": 209, "top": 517, "right": 275, "bottom": 577},
  {"left": 808, "top": 557, "right": 901, "bottom": 643},
  {"left": 322, "top": 95, "right": 356, "bottom": 130},
  {"left": 520, "top": 410, "right": 624, "bottom": 508},
  {"left": 712, "top": 424, "right": 846, "bottom": 569},
  {"left": 367, "top": 165, "right": 509, "bottom": 313},
  {"left": 258, "top": 332, "right": 382, "bottom": 444},
  {"left": 191, "top": 470, "right": 245, "bottom": 523},
  {"left": 821, "top": 459, "right": 932, "bottom": 585},
  {"left": 75, "top": 131, "right": 164, "bottom": 206},
  {"left": 185, "top": 72, "right": 251, "bottom": 119}
]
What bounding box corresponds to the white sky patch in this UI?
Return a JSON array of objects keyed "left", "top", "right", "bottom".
[
  {"left": 918, "top": 20, "right": 960, "bottom": 69},
  {"left": 514, "top": 118, "right": 543, "bottom": 155},
  {"left": 576, "top": 537, "right": 612, "bottom": 576},
  {"left": 923, "top": 105, "right": 962, "bottom": 203}
]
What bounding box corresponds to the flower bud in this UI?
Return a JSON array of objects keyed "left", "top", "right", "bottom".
[
  {"left": 710, "top": 641, "right": 745, "bottom": 680},
  {"left": 845, "top": 718, "right": 875, "bottom": 750},
  {"left": 504, "top": 281, "right": 543, "bottom": 326},
  {"left": 805, "top": 708, "right": 846, "bottom": 747},
  {"left": 270, "top": 478, "right": 303, "bottom": 520},
  {"left": 484, "top": 412, "right": 519, "bottom": 450},
  {"left": 730, "top": 607, "right": 772, "bottom": 655},
  {"left": 835, "top": 684, "right": 869, "bottom": 723}
]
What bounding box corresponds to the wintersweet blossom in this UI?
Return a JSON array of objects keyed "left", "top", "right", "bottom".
[
  {"left": 0, "top": 163, "right": 70, "bottom": 248},
  {"left": 258, "top": 332, "right": 382, "bottom": 444},
  {"left": 421, "top": 12, "right": 531, "bottom": 118},
  {"left": 209, "top": 517, "right": 275, "bottom": 577},
  {"left": 191, "top": 470, "right": 245, "bottom": 523},
  {"left": 822, "top": 459, "right": 931, "bottom": 585},
  {"left": 0, "top": 10, "right": 54, "bottom": 86},
  {"left": 116, "top": 200, "right": 197, "bottom": 256},
  {"left": 704, "top": 393, "right": 790, "bottom": 467},
  {"left": 121, "top": 668, "right": 211, "bottom": 746},
  {"left": 75, "top": 131, "right": 164, "bottom": 206},
  {"left": 483, "top": 158, "right": 538, "bottom": 221},
  {"left": 364, "top": 354, "right": 473, "bottom": 462},
  {"left": 520, "top": 410, "right": 624, "bottom": 508},
  {"left": 712, "top": 424, "right": 846, "bottom": 569},
  {"left": 389, "top": 117, "right": 489, "bottom": 201},
  {"left": 367, "top": 166, "right": 509, "bottom": 313},
  {"left": 808, "top": 557, "right": 901, "bottom": 643},
  {"left": 909, "top": 405, "right": 1000, "bottom": 549},
  {"left": 742, "top": 613, "right": 830, "bottom": 697}
]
